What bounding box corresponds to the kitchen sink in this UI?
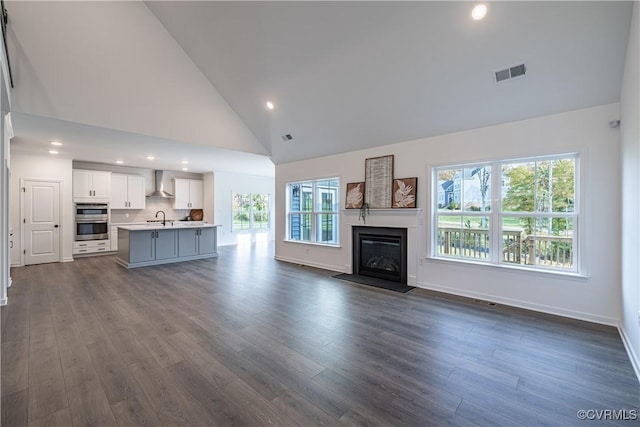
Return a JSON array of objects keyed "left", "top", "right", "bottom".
[{"left": 140, "top": 221, "right": 205, "bottom": 228}]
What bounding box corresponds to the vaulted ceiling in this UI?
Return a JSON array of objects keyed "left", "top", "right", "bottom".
[{"left": 5, "top": 1, "right": 634, "bottom": 172}]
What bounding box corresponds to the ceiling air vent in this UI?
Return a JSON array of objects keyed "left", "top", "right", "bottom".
[
  {"left": 281, "top": 133, "right": 293, "bottom": 141},
  {"left": 494, "top": 63, "right": 527, "bottom": 83},
  {"left": 495, "top": 68, "right": 510, "bottom": 82}
]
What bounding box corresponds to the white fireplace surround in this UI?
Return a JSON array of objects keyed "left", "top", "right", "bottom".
[{"left": 342, "top": 208, "right": 423, "bottom": 286}]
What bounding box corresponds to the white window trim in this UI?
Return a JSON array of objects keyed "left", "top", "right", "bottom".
[
  {"left": 431, "top": 153, "right": 580, "bottom": 275},
  {"left": 286, "top": 178, "right": 340, "bottom": 246}
]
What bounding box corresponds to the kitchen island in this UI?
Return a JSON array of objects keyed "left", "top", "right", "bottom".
[{"left": 115, "top": 223, "right": 220, "bottom": 268}]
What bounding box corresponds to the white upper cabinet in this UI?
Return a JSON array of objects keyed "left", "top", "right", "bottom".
[
  {"left": 172, "top": 178, "right": 203, "bottom": 209},
  {"left": 188, "top": 179, "right": 203, "bottom": 209},
  {"left": 127, "top": 175, "right": 146, "bottom": 209},
  {"left": 111, "top": 174, "right": 146, "bottom": 209},
  {"left": 110, "top": 174, "right": 127, "bottom": 208},
  {"left": 172, "top": 178, "right": 190, "bottom": 209},
  {"left": 73, "top": 170, "right": 111, "bottom": 202}
]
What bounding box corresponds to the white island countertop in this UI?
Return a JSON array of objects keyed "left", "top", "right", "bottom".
[{"left": 117, "top": 223, "right": 221, "bottom": 231}]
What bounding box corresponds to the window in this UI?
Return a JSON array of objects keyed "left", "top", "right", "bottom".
[
  {"left": 232, "top": 193, "right": 270, "bottom": 231},
  {"left": 435, "top": 165, "right": 492, "bottom": 262},
  {"left": 433, "top": 154, "right": 578, "bottom": 273},
  {"left": 287, "top": 178, "right": 339, "bottom": 245}
]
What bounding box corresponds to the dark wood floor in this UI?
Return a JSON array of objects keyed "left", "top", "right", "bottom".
[{"left": 2, "top": 242, "right": 638, "bottom": 426}]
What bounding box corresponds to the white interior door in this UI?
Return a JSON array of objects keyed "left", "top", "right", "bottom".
[{"left": 23, "top": 180, "right": 60, "bottom": 265}]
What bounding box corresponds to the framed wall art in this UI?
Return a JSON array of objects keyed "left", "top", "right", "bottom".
[
  {"left": 364, "top": 155, "right": 394, "bottom": 208},
  {"left": 392, "top": 177, "right": 417, "bottom": 208},
  {"left": 345, "top": 182, "right": 365, "bottom": 209}
]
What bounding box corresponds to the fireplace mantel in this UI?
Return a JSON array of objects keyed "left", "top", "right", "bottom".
[
  {"left": 342, "top": 208, "right": 423, "bottom": 228},
  {"left": 341, "top": 208, "right": 421, "bottom": 216}
]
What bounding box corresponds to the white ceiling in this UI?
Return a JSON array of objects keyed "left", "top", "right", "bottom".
[
  {"left": 6, "top": 0, "right": 272, "bottom": 175},
  {"left": 5, "top": 1, "right": 634, "bottom": 169}
]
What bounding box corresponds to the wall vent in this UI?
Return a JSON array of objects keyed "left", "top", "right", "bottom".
[
  {"left": 281, "top": 133, "right": 293, "bottom": 141},
  {"left": 494, "top": 63, "right": 527, "bottom": 83}
]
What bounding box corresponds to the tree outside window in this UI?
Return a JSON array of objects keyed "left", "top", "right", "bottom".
[
  {"left": 501, "top": 158, "right": 575, "bottom": 268},
  {"left": 232, "top": 193, "right": 270, "bottom": 231},
  {"left": 252, "top": 194, "right": 270, "bottom": 229},
  {"left": 435, "top": 165, "right": 492, "bottom": 262},
  {"left": 434, "top": 154, "right": 578, "bottom": 272}
]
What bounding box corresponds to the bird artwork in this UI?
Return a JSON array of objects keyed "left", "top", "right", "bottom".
[
  {"left": 345, "top": 183, "right": 365, "bottom": 209},
  {"left": 393, "top": 178, "right": 417, "bottom": 208}
]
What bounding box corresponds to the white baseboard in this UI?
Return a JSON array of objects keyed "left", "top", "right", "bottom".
[
  {"left": 11, "top": 257, "right": 73, "bottom": 266},
  {"left": 618, "top": 322, "right": 640, "bottom": 382},
  {"left": 274, "top": 255, "right": 345, "bottom": 274},
  {"left": 417, "top": 280, "right": 618, "bottom": 326}
]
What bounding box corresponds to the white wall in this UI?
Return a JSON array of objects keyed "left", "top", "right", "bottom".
[
  {"left": 10, "top": 153, "right": 73, "bottom": 265},
  {"left": 620, "top": 2, "right": 640, "bottom": 378},
  {"left": 213, "top": 171, "right": 275, "bottom": 246},
  {"left": 1, "top": 22, "right": 12, "bottom": 306},
  {"left": 203, "top": 172, "right": 214, "bottom": 225},
  {"left": 276, "top": 103, "right": 621, "bottom": 325},
  {"left": 1, "top": 101, "right": 10, "bottom": 307},
  {"left": 7, "top": 1, "right": 267, "bottom": 156}
]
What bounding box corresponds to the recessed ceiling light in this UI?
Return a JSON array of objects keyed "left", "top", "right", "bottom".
[
  {"left": 115, "top": 160, "right": 124, "bottom": 164},
  {"left": 50, "top": 141, "right": 62, "bottom": 146},
  {"left": 471, "top": 4, "right": 488, "bottom": 20},
  {"left": 146, "top": 155, "right": 155, "bottom": 160},
  {"left": 182, "top": 167, "right": 188, "bottom": 171},
  {"left": 265, "top": 101, "right": 275, "bottom": 110},
  {"left": 48, "top": 150, "right": 58, "bottom": 155},
  {"left": 181, "top": 160, "right": 189, "bottom": 164}
]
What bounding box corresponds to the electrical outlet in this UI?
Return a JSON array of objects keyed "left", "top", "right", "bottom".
[
  {"left": 125, "top": 213, "right": 129, "bottom": 218},
  {"left": 306, "top": 248, "right": 310, "bottom": 254}
]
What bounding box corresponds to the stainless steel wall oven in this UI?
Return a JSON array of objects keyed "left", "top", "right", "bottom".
[{"left": 75, "top": 203, "right": 109, "bottom": 241}]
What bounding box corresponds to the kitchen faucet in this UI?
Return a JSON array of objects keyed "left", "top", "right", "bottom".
[{"left": 155, "top": 210, "right": 166, "bottom": 226}]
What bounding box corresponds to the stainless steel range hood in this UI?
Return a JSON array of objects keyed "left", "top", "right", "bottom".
[{"left": 146, "top": 170, "right": 174, "bottom": 198}]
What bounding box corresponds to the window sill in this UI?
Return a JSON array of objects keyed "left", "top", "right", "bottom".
[
  {"left": 425, "top": 255, "right": 589, "bottom": 279},
  {"left": 283, "top": 239, "right": 341, "bottom": 248}
]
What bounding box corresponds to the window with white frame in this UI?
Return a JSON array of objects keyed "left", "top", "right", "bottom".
[
  {"left": 286, "top": 178, "right": 340, "bottom": 245},
  {"left": 433, "top": 154, "right": 578, "bottom": 272},
  {"left": 232, "top": 193, "right": 270, "bottom": 231}
]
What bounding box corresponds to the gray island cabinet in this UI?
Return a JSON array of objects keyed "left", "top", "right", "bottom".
[
  {"left": 177, "top": 227, "right": 217, "bottom": 257},
  {"left": 116, "top": 224, "right": 219, "bottom": 268}
]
